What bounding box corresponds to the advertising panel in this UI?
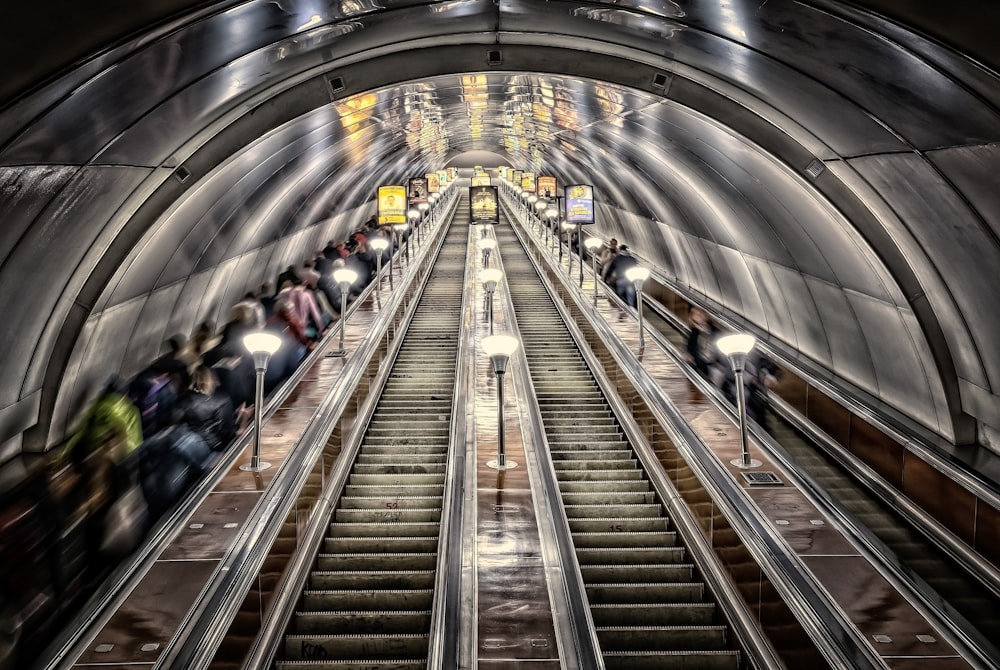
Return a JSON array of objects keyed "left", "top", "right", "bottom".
[
  {"left": 564, "top": 184, "right": 595, "bottom": 224},
  {"left": 426, "top": 172, "right": 440, "bottom": 193},
  {"left": 537, "top": 176, "right": 557, "bottom": 199},
  {"left": 470, "top": 185, "right": 499, "bottom": 224},
  {"left": 472, "top": 172, "right": 491, "bottom": 186},
  {"left": 512, "top": 170, "right": 523, "bottom": 189},
  {"left": 521, "top": 172, "right": 536, "bottom": 193},
  {"left": 378, "top": 185, "right": 407, "bottom": 225},
  {"left": 407, "top": 177, "right": 428, "bottom": 206},
  {"left": 437, "top": 170, "right": 447, "bottom": 186},
  {"left": 447, "top": 167, "right": 458, "bottom": 182}
]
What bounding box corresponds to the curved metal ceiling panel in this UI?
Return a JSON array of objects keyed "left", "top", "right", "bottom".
[{"left": 0, "top": 0, "right": 996, "bottom": 452}]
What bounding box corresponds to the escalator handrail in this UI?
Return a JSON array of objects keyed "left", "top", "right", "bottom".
[
  {"left": 237, "top": 190, "right": 464, "bottom": 670},
  {"left": 155, "top": 190, "right": 461, "bottom": 669},
  {"left": 501, "top": 189, "right": 884, "bottom": 670}
]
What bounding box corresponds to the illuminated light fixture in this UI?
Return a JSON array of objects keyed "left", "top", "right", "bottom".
[
  {"left": 716, "top": 333, "right": 762, "bottom": 469},
  {"left": 331, "top": 267, "right": 359, "bottom": 356},
  {"left": 240, "top": 332, "right": 282, "bottom": 472}
]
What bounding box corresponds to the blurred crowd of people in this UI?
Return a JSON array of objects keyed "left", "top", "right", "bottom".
[
  {"left": 0, "top": 219, "right": 398, "bottom": 668},
  {"left": 593, "top": 238, "right": 779, "bottom": 425}
]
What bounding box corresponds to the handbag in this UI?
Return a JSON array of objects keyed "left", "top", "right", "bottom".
[{"left": 99, "top": 483, "right": 149, "bottom": 558}]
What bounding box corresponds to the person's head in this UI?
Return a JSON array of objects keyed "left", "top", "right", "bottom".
[
  {"left": 167, "top": 335, "right": 186, "bottom": 354},
  {"left": 609, "top": 238, "right": 618, "bottom": 248},
  {"left": 618, "top": 244, "right": 629, "bottom": 254},
  {"left": 189, "top": 365, "right": 218, "bottom": 396},
  {"left": 691, "top": 306, "right": 707, "bottom": 325}
]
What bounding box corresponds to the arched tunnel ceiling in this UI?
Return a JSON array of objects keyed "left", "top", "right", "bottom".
[{"left": 0, "top": 0, "right": 999, "bottom": 459}]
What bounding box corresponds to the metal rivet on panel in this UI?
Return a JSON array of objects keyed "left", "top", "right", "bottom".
[
  {"left": 916, "top": 634, "right": 937, "bottom": 643},
  {"left": 224, "top": 522, "right": 239, "bottom": 529},
  {"left": 95, "top": 644, "right": 114, "bottom": 653},
  {"left": 775, "top": 519, "right": 790, "bottom": 525},
  {"left": 809, "top": 519, "right": 825, "bottom": 526},
  {"left": 141, "top": 643, "right": 160, "bottom": 652},
  {"left": 190, "top": 523, "right": 204, "bottom": 529},
  {"left": 872, "top": 634, "right": 893, "bottom": 643}
]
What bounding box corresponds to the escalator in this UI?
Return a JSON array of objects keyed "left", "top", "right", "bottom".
[
  {"left": 276, "top": 217, "right": 467, "bottom": 669},
  {"left": 495, "top": 222, "right": 740, "bottom": 670},
  {"left": 641, "top": 301, "right": 1000, "bottom": 660}
]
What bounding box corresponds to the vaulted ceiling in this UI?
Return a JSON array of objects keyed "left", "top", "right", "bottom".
[{"left": 1, "top": 1, "right": 998, "bottom": 462}]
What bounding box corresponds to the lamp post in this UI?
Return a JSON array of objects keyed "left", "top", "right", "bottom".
[
  {"left": 625, "top": 266, "right": 650, "bottom": 350},
  {"left": 527, "top": 194, "right": 537, "bottom": 222},
  {"left": 716, "top": 333, "right": 762, "bottom": 469},
  {"left": 408, "top": 208, "right": 421, "bottom": 247},
  {"left": 520, "top": 190, "right": 529, "bottom": 218},
  {"left": 482, "top": 334, "right": 519, "bottom": 470},
  {"left": 577, "top": 223, "right": 584, "bottom": 286},
  {"left": 584, "top": 237, "right": 603, "bottom": 301},
  {"left": 240, "top": 332, "right": 282, "bottom": 472},
  {"left": 544, "top": 206, "right": 557, "bottom": 248},
  {"left": 560, "top": 221, "right": 575, "bottom": 271},
  {"left": 393, "top": 222, "right": 410, "bottom": 267},
  {"left": 480, "top": 238, "right": 497, "bottom": 267},
  {"left": 480, "top": 268, "right": 503, "bottom": 335},
  {"left": 369, "top": 237, "right": 389, "bottom": 304},
  {"left": 533, "top": 199, "right": 546, "bottom": 231},
  {"left": 332, "top": 267, "right": 358, "bottom": 356}
]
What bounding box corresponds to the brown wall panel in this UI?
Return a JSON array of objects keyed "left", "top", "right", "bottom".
[
  {"left": 974, "top": 502, "right": 1000, "bottom": 566},
  {"left": 807, "top": 386, "right": 851, "bottom": 448},
  {"left": 849, "top": 415, "right": 904, "bottom": 489},
  {"left": 902, "top": 455, "right": 977, "bottom": 546},
  {"left": 774, "top": 368, "right": 808, "bottom": 416}
]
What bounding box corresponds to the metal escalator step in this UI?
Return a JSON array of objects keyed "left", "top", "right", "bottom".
[
  {"left": 284, "top": 633, "right": 428, "bottom": 660},
  {"left": 573, "top": 533, "right": 680, "bottom": 551},
  {"left": 559, "top": 480, "right": 650, "bottom": 493},
  {"left": 561, "top": 491, "right": 656, "bottom": 505},
  {"left": 338, "top": 496, "right": 442, "bottom": 510},
  {"left": 552, "top": 459, "right": 637, "bottom": 471},
  {"left": 569, "top": 517, "right": 668, "bottom": 533},
  {"left": 603, "top": 650, "right": 740, "bottom": 670},
  {"left": 355, "top": 454, "right": 447, "bottom": 465},
  {"left": 347, "top": 473, "right": 445, "bottom": 485},
  {"left": 329, "top": 522, "right": 441, "bottom": 538},
  {"left": 344, "top": 484, "right": 444, "bottom": 497},
  {"left": 309, "top": 570, "right": 435, "bottom": 590},
  {"left": 557, "top": 469, "right": 644, "bottom": 481},
  {"left": 352, "top": 463, "right": 446, "bottom": 475},
  {"left": 302, "top": 589, "right": 433, "bottom": 611},
  {"left": 550, "top": 449, "right": 632, "bottom": 461},
  {"left": 324, "top": 537, "right": 438, "bottom": 553},
  {"left": 293, "top": 609, "right": 432, "bottom": 634},
  {"left": 563, "top": 503, "right": 662, "bottom": 518},
  {"left": 316, "top": 553, "right": 437, "bottom": 571},
  {"left": 333, "top": 508, "right": 442, "bottom": 523},
  {"left": 580, "top": 563, "right": 694, "bottom": 582},
  {"left": 597, "top": 625, "right": 728, "bottom": 650},
  {"left": 586, "top": 582, "right": 705, "bottom": 604},
  {"left": 276, "top": 660, "right": 427, "bottom": 670},
  {"left": 590, "top": 602, "right": 717, "bottom": 626}
]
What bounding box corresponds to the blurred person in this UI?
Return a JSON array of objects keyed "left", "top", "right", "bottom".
[
  {"left": 598, "top": 238, "right": 618, "bottom": 274},
  {"left": 173, "top": 365, "right": 235, "bottom": 453},
  {"left": 604, "top": 244, "right": 639, "bottom": 307},
  {"left": 685, "top": 307, "right": 720, "bottom": 379},
  {"left": 60, "top": 377, "right": 144, "bottom": 577}
]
